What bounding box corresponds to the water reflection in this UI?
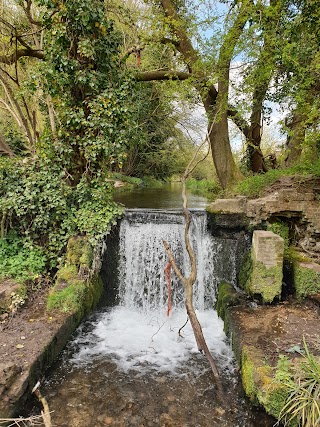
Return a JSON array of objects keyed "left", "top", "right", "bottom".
[{"left": 113, "top": 182, "right": 208, "bottom": 209}]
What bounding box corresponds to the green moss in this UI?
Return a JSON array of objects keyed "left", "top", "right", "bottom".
[
  {"left": 56, "top": 265, "right": 78, "bottom": 283},
  {"left": 263, "top": 385, "right": 289, "bottom": 419},
  {"left": 47, "top": 281, "right": 86, "bottom": 313},
  {"left": 216, "top": 282, "right": 240, "bottom": 321},
  {"left": 293, "top": 262, "right": 320, "bottom": 299},
  {"left": 241, "top": 346, "right": 258, "bottom": 401},
  {"left": 241, "top": 249, "right": 282, "bottom": 303},
  {"left": 239, "top": 251, "right": 253, "bottom": 290},
  {"left": 241, "top": 346, "right": 290, "bottom": 420},
  {"left": 66, "top": 236, "right": 93, "bottom": 269},
  {"left": 47, "top": 236, "right": 103, "bottom": 320}
]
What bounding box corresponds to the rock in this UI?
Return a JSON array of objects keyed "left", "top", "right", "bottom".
[
  {"left": 0, "top": 281, "right": 26, "bottom": 313},
  {"left": 293, "top": 261, "right": 320, "bottom": 299},
  {"left": 0, "top": 363, "right": 21, "bottom": 394}
]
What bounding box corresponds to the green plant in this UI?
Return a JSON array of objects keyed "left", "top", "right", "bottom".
[
  {"left": 0, "top": 234, "right": 47, "bottom": 282},
  {"left": 277, "top": 339, "right": 320, "bottom": 426}
]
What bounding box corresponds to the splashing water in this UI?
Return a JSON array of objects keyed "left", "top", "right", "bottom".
[{"left": 70, "top": 210, "right": 237, "bottom": 373}]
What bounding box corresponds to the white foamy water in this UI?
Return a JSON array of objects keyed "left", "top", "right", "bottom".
[
  {"left": 71, "top": 307, "right": 234, "bottom": 373},
  {"left": 71, "top": 210, "right": 237, "bottom": 373}
]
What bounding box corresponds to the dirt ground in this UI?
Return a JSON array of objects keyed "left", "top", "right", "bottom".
[
  {"left": 0, "top": 287, "right": 65, "bottom": 371},
  {"left": 230, "top": 297, "right": 320, "bottom": 366},
  {"left": 0, "top": 285, "right": 73, "bottom": 418}
]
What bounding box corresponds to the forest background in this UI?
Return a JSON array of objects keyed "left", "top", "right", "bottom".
[{"left": 0, "top": 0, "right": 319, "bottom": 282}]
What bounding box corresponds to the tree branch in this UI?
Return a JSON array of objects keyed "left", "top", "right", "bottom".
[
  {"left": 135, "top": 70, "right": 192, "bottom": 81},
  {"left": 0, "top": 48, "right": 44, "bottom": 65}
]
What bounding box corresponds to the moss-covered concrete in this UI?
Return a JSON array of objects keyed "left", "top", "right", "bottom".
[
  {"left": 216, "top": 282, "right": 242, "bottom": 335},
  {"left": 47, "top": 236, "right": 103, "bottom": 322},
  {"left": 246, "top": 260, "right": 283, "bottom": 303},
  {"left": 293, "top": 261, "right": 320, "bottom": 299},
  {"left": 239, "top": 231, "right": 284, "bottom": 303},
  {"left": 240, "top": 345, "right": 289, "bottom": 419},
  {"left": 216, "top": 283, "right": 320, "bottom": 425},
  {"left": 0, "top": 235, "right": 106, "bottom": 420}
]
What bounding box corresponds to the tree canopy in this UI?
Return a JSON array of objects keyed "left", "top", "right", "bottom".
[{"left": 0, "top": 0, "right": 319, "bottom": 262}]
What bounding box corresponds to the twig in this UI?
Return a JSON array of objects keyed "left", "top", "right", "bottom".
[{"left": 178, "top": 318, "right": 189, "bottom": 337}]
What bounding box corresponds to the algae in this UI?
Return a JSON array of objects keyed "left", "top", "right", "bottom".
[{"left": 216, "top": 282, "right": 241, "bottom": 334}]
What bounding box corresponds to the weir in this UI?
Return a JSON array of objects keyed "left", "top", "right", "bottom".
[
  {"left": 118, "top": 209, "right": 237, "bottom": 311},
  {"left": 38, "top": 209, "right": 274, "bottom": 426}
]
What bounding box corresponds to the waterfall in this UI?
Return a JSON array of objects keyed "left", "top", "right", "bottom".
[
  {"left": 118, "top": 209, "right": 237, "bottom": 311},
  {"left": 70, "top": 209, "right": 236, "bottom": 373}
]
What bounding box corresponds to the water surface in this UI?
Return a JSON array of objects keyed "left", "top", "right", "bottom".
[{"left": 113, "top": 182, "right": 208, "bottom": 209}]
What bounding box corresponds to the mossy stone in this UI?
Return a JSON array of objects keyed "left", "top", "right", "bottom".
[
  {"left": 47, "top": 236, "right": 103, "bottom": 320},
  {"left": 216, "top": 282, "right": 241, "bottom": 321},
  {"left": 66, "top": 236, "right": 93, "bottom": 269},
  {"left": 293, "top": 261, "right": 320, "bottom": 299}
]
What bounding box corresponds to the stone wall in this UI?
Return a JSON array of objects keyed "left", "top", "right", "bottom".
[{"left": 207, "top": 185, "right": 320, "bottom": 258}]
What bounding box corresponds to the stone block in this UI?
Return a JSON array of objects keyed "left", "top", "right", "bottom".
[
  {"left": 245, "top": 231, "right": 284, "bottom": 303},
  {"left": 207, "top": 197, "right": 247, "bottom": 214}
]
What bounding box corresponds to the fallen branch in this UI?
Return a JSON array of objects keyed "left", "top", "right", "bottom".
[{"left": 164, "top": 261, "right": 172, "bottom": 316}]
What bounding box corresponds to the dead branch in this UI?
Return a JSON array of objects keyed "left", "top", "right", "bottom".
[
  {"left": 178, "top": 318, "right": 189, "bottom": 337},
  {"left": 0, "top": 415, "right": 46, "bottom": 426},
  {"left": 162, "top": 124, "right": 224, "bottom": 398},
  {"left": 32, "top": 382, "right": 52, "bottom": 427}
]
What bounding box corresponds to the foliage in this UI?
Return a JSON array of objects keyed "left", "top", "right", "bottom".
[
  {"left": 276, "top": 340, "right": 320, "bottom": 427},
  {"left": 186, "top": 178, "right": 222, "bottom": 200},
  {"left": 0, "top": 233, "right": 46, "bottom": 283}
]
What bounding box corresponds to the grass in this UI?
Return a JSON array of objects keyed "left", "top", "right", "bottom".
[
  {"left": 186, "top": 178, "right": 222, "bottom": 199},
  {"left": 233, "top": 159, "right": 320, "bottom": 198},
  {"left": 277, "top": 339, "right": 320, "bottom": 427}
]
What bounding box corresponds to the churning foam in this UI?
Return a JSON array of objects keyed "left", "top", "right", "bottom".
[{"left": 71, "top": 307, "right": 234, "bottom": 373}]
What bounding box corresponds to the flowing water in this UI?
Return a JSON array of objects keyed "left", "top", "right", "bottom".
[{"left": 37, "top": 210, "right": 274, "bottom": 426}]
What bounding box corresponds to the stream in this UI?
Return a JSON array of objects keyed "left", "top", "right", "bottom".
[{"left": 34, "top": 188, "right": 274, "bottom": 426}]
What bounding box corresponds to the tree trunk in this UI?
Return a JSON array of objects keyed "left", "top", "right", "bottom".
[
  {"left": 285, "top": 112, "right": 305, "bottom": 167},
  {"left": 247, "top": 112, "right": 267, "bottom": 173},
  {"left": 209, "top": 114, "right": 242, "bottom": 190}
]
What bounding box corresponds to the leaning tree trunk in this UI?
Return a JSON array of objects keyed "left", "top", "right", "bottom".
[{"left": 209, "top": 115, "right": 242, "bottom": 190}]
